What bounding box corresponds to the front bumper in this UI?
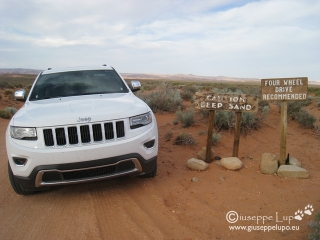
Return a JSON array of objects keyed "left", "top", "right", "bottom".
[{"left": 11, "top": 154, "right": 157, "bottom": 188}]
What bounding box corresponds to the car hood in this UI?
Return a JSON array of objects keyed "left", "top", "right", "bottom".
[{"left": 11, "top": 93, "right": 149, "bottom": 127}]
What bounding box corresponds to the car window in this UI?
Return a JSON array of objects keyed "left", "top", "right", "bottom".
[{"left": 29, "top": 70, "right": 129, "bottom": 101}]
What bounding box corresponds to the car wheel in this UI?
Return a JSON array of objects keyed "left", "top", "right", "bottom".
[
  {"left": 139, "top": 164, "right": 157, "bottom": 178},
  {"left": 8, "top": 162, "right": 36, "bottom": 195}
]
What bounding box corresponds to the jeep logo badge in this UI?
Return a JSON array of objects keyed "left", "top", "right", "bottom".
[{"left": 77, "top": 117, "right": 92, "bottom": 122}]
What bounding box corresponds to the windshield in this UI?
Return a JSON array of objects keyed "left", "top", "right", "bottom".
[{"left": 29, "top": 70, "right": 129, "bottom": 101}]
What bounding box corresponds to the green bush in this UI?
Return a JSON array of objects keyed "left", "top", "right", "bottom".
[
  {"left": 258, "top": 100, "right": 269, "bottom": 109},
  {"left": 308, "top": 211, "right": 320, "bottom": 240},
  {"left": 287, "top": 100, "right": 311, "bottom": 119},
  {"left": 176, "top": 108, "right": 195, "bottom": 128},
  {"left": 213, "top": 110, "right": 265, "bottom": 132},
  {"left": 198, "top": 130, "right": 206, "bottom": 136},
  {"left": 164, "top": 130, "right": 173, "bottom": 142},
  {"left": 136, "top": 84, "right": 182, "bottom": 112},
  {"left": 6, "top": 84, "right": 15, "bottom": 89},
  {"left": 214, "top": 111, "right": 234, "bottom": 130},
  {"left": 0, "top": 74, "right": 36, "bottom": 89},
  {"left": 0, "top": 110, "right": 11, "bottom": 119},
  {"left": 25, "top": 84, "right": 33, "bottom": 90},
  {"left": 308, "top": 87, "right": 320, "bottom": 97},
  {"left": 198, "top": 109, "right": 209, "bottom": 118},
  {"left": 277, "top": 99, "right": 316, "bottom": 127},
  {"left": 262, "top": 106, "right": 270, "bottom": 117},
  {"left": 180, "top": 85, "right": 199, "bottom": 101},
  {"left": 5, "top": 107, "right": 17, "bottom": 115},
  {"left": 174, "top": 132, "right": 196, "bottom": 146},
  {"left": 212, "top": 132, "right": 221, "bottom": 145},
  {"left": 241, "top": 112, "right": 258, "bottom": 130},
  {"left": 212, "top": 87, "right": 244, "bottom": 95},
  {"left": 0, "top": 81, "right": 8, "bottom": 89},
  {"left": 296, "top": 109, "right": 316, "bottom": 128},
  {"left": 4, "top": 90, "right": 13, "bottom": 95}
]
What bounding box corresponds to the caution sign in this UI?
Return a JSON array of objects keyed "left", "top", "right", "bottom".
[{"left": 194, "top": 92, "right": 258, "bottom": 112}]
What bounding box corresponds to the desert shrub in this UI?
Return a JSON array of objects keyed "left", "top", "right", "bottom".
[
  {"left": 261, "top": 106, "right": 270, "bottom": 120},
  {"left": 287, "top": 100, "right": 311, "bottom": 120},
  {"left": 5, "top": 107, "right": 17, "bottom": 115},
  {"left": 6, "top": 84, "right": 15, "bottom": 89},
  {"left": 176, "top": 108, "right": 195, "bottom": 128},
  {"left": 172, "top": 119, "right": 179, "bottom": 125},
  {"left": 0, "top": 74, "right": 36, "bottom": 91},
  {"left": 180, "top": 85, "right": 199, "bottom": 101},
  {"left": 198, "top": 130, "right": 206, "bottom": 136},
  {"left": 308, "top": 211, "right": 320, "bottom": 240},
  {"left": 136, "top": 84, "right": 182, "bottom": 112},
  {"left": 308, "top": 87, "right": 320, "bottom": 97},
  {"left": 214, "top": 111, "right": 234, "bottom": 130},
  {"left": 164, "top": 130, "right": 173, "bottom": 142},
  {"left": 0, "top": 93, "right": 2, "bottom": 99},
  {"left": 174, "top": 132, "right": 196, "bottom": 146},
  {"left": 4, "top": 90, "right": 13, "bottom": 95},
  {"left": 213, "top": 110, "right": 266, "bottom": 132},
  {"left": 258, "top": 100, "right": 269, "bottom": 109},
  {"left": 241, "top": 112, "right": 258, "bottom": 130},
  {"left": 0, "top": 110, "right": 11, "bottom": 119},
  {"left": 0, "top": 81, "right": 8, "bottom": 89},
  {"left": 198, "top": 109, "right": 209, "bottom": 118},
  {"left": 296, "top": 109, "right": 316, "bottom": 128},
  {"left": 137, "top": 81, "right": 158, "bottom": 91},
  {"left": 213, "top": 87, "right": 244, "bottom": 95},
  {"left": 25, "top": 84, "right": 33, "bottom": 90},
  {"left": 212, "top": 132, "right": 221, "bottom": 145}
]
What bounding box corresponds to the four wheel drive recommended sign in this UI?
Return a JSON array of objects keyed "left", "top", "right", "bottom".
[
  {"left": 194, "top": 92, "right": 258, "bottom": 112},
  {"left": 261, "top": 77, "right": 308, "bottom": 101}
]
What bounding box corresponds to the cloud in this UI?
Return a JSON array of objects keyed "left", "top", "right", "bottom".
[{"left": 0, "top": 0, "right": 319, "bottom": 80}]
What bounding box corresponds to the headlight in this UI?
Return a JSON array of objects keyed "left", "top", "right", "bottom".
[
  {"left": 130, "top": 112, "right": 152, "bottom": 129},
  {"left": 10, "top": 126, "right": 37, "bottom": 140}
]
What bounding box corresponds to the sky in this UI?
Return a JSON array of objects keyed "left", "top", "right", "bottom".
[{"left": 1, "top": 0, "right": 320, "bottom": 81}]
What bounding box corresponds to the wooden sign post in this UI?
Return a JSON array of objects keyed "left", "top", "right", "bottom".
[
  {"left": 194, "top": 93, "right": 258, "bottom": 163},
  {"left": 233, "top": 112, "right": 242, "bottom": 157},
  {"left": 261, "top": 77, "right": 308, "bottom": 165}
]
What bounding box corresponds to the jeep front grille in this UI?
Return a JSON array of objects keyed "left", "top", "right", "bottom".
[{"left": 43, "top": 121, "right": 125, "bottom": 147}]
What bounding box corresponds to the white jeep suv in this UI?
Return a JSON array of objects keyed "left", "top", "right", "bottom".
[{"left": 6, "top": 65, "right": 158, "bottom": 195}]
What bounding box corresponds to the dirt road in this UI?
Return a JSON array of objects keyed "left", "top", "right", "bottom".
[{"left": 1, "top": 102, "right": 320, "bottom": 239}]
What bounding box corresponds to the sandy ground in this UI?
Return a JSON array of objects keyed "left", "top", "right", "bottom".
[{"left": 0, "top": 91, "right": 320, "bottom": 240}]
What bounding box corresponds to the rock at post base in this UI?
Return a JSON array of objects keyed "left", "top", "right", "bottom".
[
  {"left": 289, "top": 156, "right": 302, "bottom": 167},
  {"left": 277, "top": 165, "right": 309, "bottom": 179},
  {"left": 260, "top": 153, "right": 278, "bottom": 174},
  {"left": 187, "top": 158, "right": 209, "bottom": 171},
  {"left": 197, "top": 147, "right": 215, "bottom": 161},
  {"left": 221, "top": 157, "right": 243, "bottom": 170}
]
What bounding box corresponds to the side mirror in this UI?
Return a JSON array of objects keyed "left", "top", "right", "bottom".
[
  {"left": 14, "top": 89, "right": 26, "bottom": 101},
  {"left": 130, "top": 80, "right": 141, "bottom": 92}
]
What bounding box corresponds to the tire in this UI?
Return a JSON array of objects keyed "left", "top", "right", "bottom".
[
  {"left": 139, "top": 164, "right": 157, "bottom": 178},
  {"left": 8, "top": 162, "right": 36, "bottom": 195}
]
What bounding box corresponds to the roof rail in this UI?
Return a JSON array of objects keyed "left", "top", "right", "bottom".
[
  {"left": 102, "top": 64, "right": 107, "bottom": 66},
  {"left": 47, "top": 68, "right": 52, "bottom": 70}
]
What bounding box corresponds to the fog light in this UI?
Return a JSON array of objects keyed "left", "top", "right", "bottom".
[
  {"left": 13, "top": 157, "right": 27, "bottom": 166},
  {"left": 144, "top": 139, "right": 155, "bottom": 149}
]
